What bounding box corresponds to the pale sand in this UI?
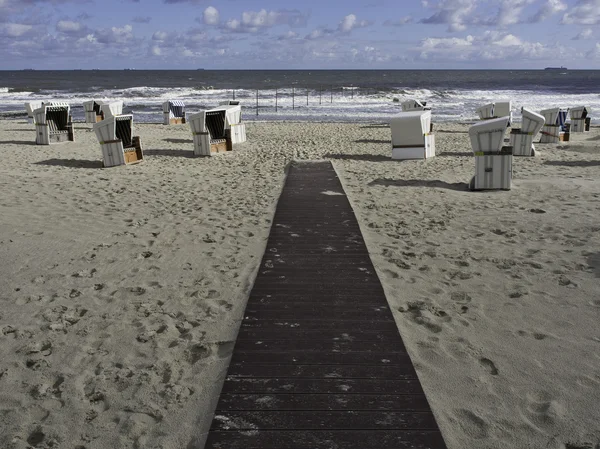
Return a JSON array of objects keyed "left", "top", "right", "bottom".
[{"left": 0, "top": 119, "right": 599, "bottom": 449}]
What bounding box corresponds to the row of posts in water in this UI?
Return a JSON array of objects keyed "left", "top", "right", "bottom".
[{"left": 229, "top": 86, "right": 366, "bottom": 115}]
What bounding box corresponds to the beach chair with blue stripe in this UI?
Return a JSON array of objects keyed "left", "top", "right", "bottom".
[
  {"left": 569, "top": 106, "right": 591, "bottom": 133},
  {"left": 93, "top": 114, "right": 143, "bottom": 167},
  {"left": 163, "top": 100, "right": 186, "bottom": 125},
  {"left": 83, "top": 100, "right": 105, "bottom": 123},
  {"left": 33, "top": 102, "right": 74, "bottom": 145},
  {"left": 540, "top": 108, "right": 570, "bottom": 143},
  {"left": 509, "top": 108, "right": 545, "bottom": 156},
  {"left": 469, "top": 116, "right": 512, "bottom": 190},
  {"left": 390, "top": 110, "right": 435, "bottom": 160}
]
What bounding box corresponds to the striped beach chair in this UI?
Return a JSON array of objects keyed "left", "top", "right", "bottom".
[
  {"left": 469, "top": 116, "right": 512, "bottom": 190},
  {"left": 100, "top": 101, "right": 124, "bottom": 119},
  {"left": 163, "top": 100, "right": 186, "bottom": 125},
  {"left": 33, "top": 102, "right": 74, "bottom": 145},
  {"left": 390, "top": 110, "right": 435, "bottom": 160},
  {"left": 540, "top": 108, "right": 570, "bottom": 143},
  {"left": 477, "top": 101, "right": 513, "bottom": 126},
  {"left": 189, "top": 109, "right": 232, "bottom": 156},
  {"left": 509, "top": 108, "right": 545, "bottom": 156},
  {"left": 94, "top": 114, "right": 143, "bottom": 167},
  {"left": 83, "top": 100, "right": 105, "bottom": 123},
  {"left": 569, "top": 106, "right": 591, "bottom": 133},
  {"left": 25, "top": 101, "right": 44, "bottom": 124}
]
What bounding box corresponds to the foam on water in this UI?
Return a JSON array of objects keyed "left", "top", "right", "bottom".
[{"left": 2, "top": 84, "right": 600, "bottom": 123}]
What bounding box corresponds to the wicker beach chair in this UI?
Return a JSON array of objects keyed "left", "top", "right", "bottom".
[
  {"left": 93, "top": 114, "right": 143, "bottom": 167},
  {"left": 509, "top": 108, "right": 545, "bottom": 156},
  {"left": 162, "top": 100, "right": 186, "bottom": 125},
  {"left": 401, "top": 99, "right": 430, "bottom": 112},
  {"left": 540, "top": 108, "right": 570, "bottom": 143},
  {"left": 569, "top": 106, "right": 591, "bottom": 133},
  {"left": 83, "top": 100, "right": 105, "bottom": 123},
  {"left": 469, "top": 116, "right": 512, "bottom": 190},
  {"left": 100, "top": 101, "right": 124, "bottom": 119},
  {"left": 390, "top": 110, "right": 435, "bottom": 160},
  {"left": 189, "top": 109, "right": 232, "bottom": 156},
  {"left": 25, "top": 101, "right": 44, "bottom": 124},
  {"left": 33, "top": 103, "right": 74, "bottom": 145},
  {"left": 476, "top": 101, "right": 512, "bottom": 126},
  {"left": 476, "top": 103, "right": 495, "bottom": 120}
]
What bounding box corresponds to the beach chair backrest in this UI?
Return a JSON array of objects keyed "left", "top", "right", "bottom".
[
  {"left": 205, "top": 110, "right": 226, "bottom": 139},
  {"left": 46, "top": 106, "right": 69, "bottom": 131},
  {"left": 168, "top": 100, "right": 185, "bottom": 118},
  {"left": 558, "top": 109, "right": 569, "bottom": 130},
  {"left": 521, "top": 108, "right": 545, "bottom": 135},
  {"left": 494, "top": 101, "right": 511, "bottom": 118},
  {"left": 477, "top": 103, "right": 495, "bottom": 119},
  {"left": 469, "top": 116, "right": 510, "bottom": 153},
  {"left": 390, "top": 110, "right": 431, "bottom": 147},
  {"left": 101, "top": 101, "right": 124, "bottom": 118},
  {"left": 189, "top": 111, "right": 207, "bottom": 134},
  {"left": 115, "top": 115, "right": 133, "bottom": 148}
]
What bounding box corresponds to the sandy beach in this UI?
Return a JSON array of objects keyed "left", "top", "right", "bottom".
[{"left": 0, "top": 118, "right": 599, "bottom": 449}]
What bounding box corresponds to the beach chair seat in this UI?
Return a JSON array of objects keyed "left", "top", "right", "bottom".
[
  {"left": 540, "top": 107, "right": 570, "bottom": 143},
  {"left": 33, "top": 103, "right": 74, "bottom": 145},
  {"left": 509, "top": 108, "right": 545, "bottom": 156},
  {"left": 25, "top": 101, "right": 44, "bottom": 124},
  {"left": 93, "top": 114, "right": 143, "bottom": 167},
  {"left": 401, "top": 99, "right": 429, "bottom": 112},
  {"left": 569, "top": 106, "right": 591, "bottom": 133},
  {"left": 390, "top": 110, "right": 435, "bottom": 160},
  {"left": 83, "top": 100, "right": 105, "bottom": 123},
  {"left": 468, "top": 116, "right": 512, "bottom": 190},
  {"left": 100, "top": 101, "right": 124, "bottom": 119},
  {"left": 163, "top": 100, "right": 186, "bottom": 125}
]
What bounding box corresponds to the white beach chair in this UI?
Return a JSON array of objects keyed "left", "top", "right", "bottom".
[
  {"left": 468, "top": 116, "right": 512, "bottom": 190},
  {"left": 476, "top": 103, "right": 495, "bottom": 120},
  {"left": 219, "top": 100, "right": 241, "bottom": 106},
  {"left": 25, "top": 101, "right": 44, "bottom": 124},
  {"left": 540, "top": 108, "right": 570, "bottom": 143},
  {"left": 401, "top": 99, "right": 430, "bottom": 112},
  {"left": 100, "top": 101, "right": 124, "bottom": 119},
  {"left": 93, "top": 114, "right": 143, "bottom": 167},
  {"left": 83, "top": 100, "right": 105, "bottom": 123},
  {"left": 569, "top": 106, "right": 591, "bottom": 133},
  {"left": 509, "top": 108, "right": 545, "bottom": 156},
  {"left": 33, "top": 103, "right": 74, "bottom": 145},
  {"left": 494, "top": 101, "right": 513, "bottom": 125},
  {"left": 162, "top": 100, "right": 186, "bottom": 125},
  {"left": 390, "top": 110, "right": 435, "bottom": 160}
]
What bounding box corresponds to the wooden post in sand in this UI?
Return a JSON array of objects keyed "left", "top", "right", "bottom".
[
  {"left": 330, "top": 85, "right": 333, "bottom": 103},
  {"left": 351, "top": 84, "right": 354, "bottom": 99},
  {"left": 319, "top": 85, "right": 322, "bottom": 105},
  {"left": 256, "top": 90, "right": 258, "bottom": 116},
  {"left": 275, "top": 88, "right": 278, "bottom": 113},
  {"left": 233, "top": 89, "right": 236, "bottom": 101},
  {"left": 306, "top": 88, "right": 309, "bottom": 106},
  {"left": 292, "top": 87, "right": 295, "bottom": 110}
]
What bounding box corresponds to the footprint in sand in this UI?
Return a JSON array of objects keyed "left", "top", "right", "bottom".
[{"left": 479, "top": 358, "right": 499, "bottom": 375}]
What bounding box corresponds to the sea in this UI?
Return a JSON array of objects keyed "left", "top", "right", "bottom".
[{"left": 1, "top": 69, "right": 600, "bottom": 123}]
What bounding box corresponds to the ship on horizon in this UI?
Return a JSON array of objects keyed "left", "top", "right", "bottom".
[{"left": 544, "top": 66, "right": 568, "bottom": 72}]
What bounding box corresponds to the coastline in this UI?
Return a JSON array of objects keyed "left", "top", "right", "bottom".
[{"left": 0, "top": 118, "right": 599, "bottom": 449}]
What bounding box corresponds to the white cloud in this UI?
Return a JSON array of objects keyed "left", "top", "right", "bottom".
[
  {"left": 338, "top": 14, "right": 371, "bottom": 33},
  {"left": 203, "top": 6, "right": 219, "bottom": 25},
  {"left": 530, "top": 0, "right": 567, "bottom": 22},
  {"left": 0, "top": 23, "right": 33, "bottom": 37},
  {"left": 383, "top": 16, "right": 413, "bottom": 26},
  {"left": 56, "top": 20, "right": 82, "bottom": 33},
  {"left": 222, "top": 9, "right": 309, "bottom": 33},
  {"left": 562, "top": 0, "right": 600, "bottom": 25},
  {"left": 420, "top": 0, "right": 478, "bottom": 32},
  {"left": 492, "top": 0, "right": 533, "bottom": 27},
  {"left": 573, "top": 28, "right": 593, "bottom": 40}
]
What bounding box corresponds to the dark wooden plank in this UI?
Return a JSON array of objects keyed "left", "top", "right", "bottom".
[
  {"left": 216, "top": 393, "right": 431, "bottom": 411},
  {"left": 229, "top": 351, "right": 411, "bottom": 365},
  {"left": 235, "top": 329, "right": 403, "bottom": 342},
  {"left": 210, "top": 410, "right": 440, "bottom": 431},
  {"left": 231, "top": 339, "right": 403, "bottom": 354},
  {"left": 226, "top": 363, "right": 417, "bottom": 379},
  {"left": 239, "top": 319, "right": 402, "bottom": 332},
  {"left": 220, "top": 378, "right": 425, "bottom": 395},
  {"left": 204, "top": 430, "right": 447, "bottom": 449},
  {"left": 243, "top": 308, "right": 394, "bottom": 321}
]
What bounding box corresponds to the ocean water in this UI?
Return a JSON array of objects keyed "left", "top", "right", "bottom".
[{"left": 2, "top": 69, "right": 600, "bottom": 123}]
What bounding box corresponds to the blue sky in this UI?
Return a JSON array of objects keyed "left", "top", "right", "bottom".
[{"left": 0, "top": 0, "right": 599, "bottom": 69}]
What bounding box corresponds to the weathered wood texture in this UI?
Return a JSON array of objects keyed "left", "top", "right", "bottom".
[{"left": 203, "top": 161, "right": 448, "bottom": 449}]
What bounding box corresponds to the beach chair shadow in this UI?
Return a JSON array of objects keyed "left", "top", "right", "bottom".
[
  {"left": 324, "top": 153, "right": 390, "bottom": 162},
  {"left": 34, "top": 159, "right": 103, "bottom": 169},
  {"left": 163, "top": 138, "right": 193, "bottom": 144},
  {"left": 355, "top": 139, "right": 389, "bottom": 144},
  {"left": 0, "top": 140, "right": 38, "bottom": 146},
  {"left": 586, "top": 252, "right": 600, "bottom": 278},
  {"left": 360, "top": 124, "right": 389, "bottom": 129},
  {"left": 144, "top": 149, "right": 195, "bottom": 158},
  {"left": 437, "top": 151, "right": 473, "bottom": 157},
  {"left": 544, "top": 160, "right": 600, "bottom": 167},
  {"left": 369, "top": 178, "right": 469, "bottom": 191}
]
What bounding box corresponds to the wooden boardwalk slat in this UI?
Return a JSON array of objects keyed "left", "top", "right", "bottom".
[{"left": 203, "top": 162, "right": 447, "bottom": 449}]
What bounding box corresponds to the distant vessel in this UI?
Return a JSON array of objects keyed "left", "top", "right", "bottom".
[
  {"left": 545, "top": 66, "right": 567, "bottom": 72},
  {"left": 23, "top": 68, "right": 35, "bottom": 71}
]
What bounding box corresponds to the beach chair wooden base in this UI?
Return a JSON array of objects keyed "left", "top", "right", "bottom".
[
  {"left": 510, "top": 130, "right": 535, "bottom": 157},
  {"left": 470, "top": 147, "right": 513, "bottom": 191},
  {"left": 571, "top": 119, "right": 589, "bottom": 133},
  {"left": 391, "top": 134, "right": 435, "bottom": 160},
  {"left": 101, "top": 136, "right": 143, "bottom": 168},
  {"left": 167, "top": 117, "right": 186, "bottom": 125}
]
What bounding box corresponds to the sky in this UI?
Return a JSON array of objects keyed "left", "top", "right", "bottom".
[{"left": 0, "top": 0, "right": 599, "bottom": 69}]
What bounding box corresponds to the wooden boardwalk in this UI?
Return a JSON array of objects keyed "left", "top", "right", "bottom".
[{"left": 204, "top": 161, "right": 448, "bottom": 449}]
